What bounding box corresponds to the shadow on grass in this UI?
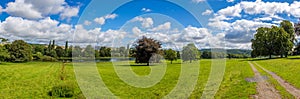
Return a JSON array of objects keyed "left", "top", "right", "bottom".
[
  {"left": 243, "top": 57, "right": 282, "bottom": 61},
  {"left": 118, "top": 64, "right": 160, "bottom": 66},
  {"left": 287, "top": 57, "right": 300, "bottom": 60}
]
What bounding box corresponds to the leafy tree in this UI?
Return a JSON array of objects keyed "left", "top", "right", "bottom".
[
  {"left": 134, "top": 36, "right": 162, "bottom": 66},
  {"left": 0, "top": 46, "right": 10, "bottom": 62},
  {"left": 83, "top": 45, "right": 94, "bottom": 57},
  {"left": 280, "top": 20, "right": 296, "bottom": 57},
  {"left": 99, "top": 47, "right": 111, "bottom": 57},
  {"left": 72, "top": 46, "right": 82, "bottom": 57},
  {"left": 252, "top": 26, "right": 293, "bottom": 58},
  {"left": 8, "top": 40, "right": 33, "bottom": 62},
  {"left": 182, "top": 43, "right": 199, "bottom": 63},
  {"left": 164, "top": 49, "right": 177, "bottom": 64},
  {"left": 55, "top": 46, "right": 65, "bottom": 58},
  {"left": 176, "top": 51, "right": 180, "bottom": 59}
]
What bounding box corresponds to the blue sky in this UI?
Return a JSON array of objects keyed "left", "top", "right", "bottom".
[{"left": 0, "top": 0, "right": 299, "bottom": 49}]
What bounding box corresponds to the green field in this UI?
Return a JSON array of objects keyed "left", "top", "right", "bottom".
[{"left": 2, "top": 57, "right": 299, "bottom": 98}]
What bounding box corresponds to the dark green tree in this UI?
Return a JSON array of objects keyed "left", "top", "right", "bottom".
[
  {"left": 55, "top": 46, "right": 65, "bottom": 58},
  {"left": 164, "top": 49, "right": 177, "bottom": 64},
  {"left": 134, "top": 36, "right": 162, "bottom": 66},
  {"left": 8, "top": 40, "right": 33, "bottom": 62}
]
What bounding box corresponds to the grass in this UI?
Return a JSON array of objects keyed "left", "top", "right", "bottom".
[
  {"left": 250, "top": 61, "right": 294, "bottom": 98},
  {"left": 253, "top": 56, "right": 300, "bottom": 89},
  {"left": 0, "top": 59, "right": 258, "bottom": 98}
]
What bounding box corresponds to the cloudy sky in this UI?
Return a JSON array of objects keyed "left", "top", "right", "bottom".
[{"left": 0, "top": 0, "right": 299, "bottom": 49}]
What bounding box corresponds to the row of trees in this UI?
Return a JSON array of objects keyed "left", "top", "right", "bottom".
[{"left": 251, "top": 20, "right": 296, "bottom": 58}]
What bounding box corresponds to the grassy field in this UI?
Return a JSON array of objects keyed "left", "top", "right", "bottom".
[
  {"left": 253, "top": 56, "right": 300, "bottom": 89},
  {"left": 0, "top": 59, "right": 257, "bottom": 98}
]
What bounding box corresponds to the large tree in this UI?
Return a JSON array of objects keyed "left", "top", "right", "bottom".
[
  {"left": 0, "top": 46, "right": 10, "bottom": 62},
  {"left": 182, "top": 43, "right": 199, "bottom": 63},
  {"left": 252, "top": 26, "right": 292, "bottom": 58},
  {"left": 8, "top": 40, "right": 33, "bottom": 62},
  {"left": 134, "top": 36, "right": 161, "bottom": 66},
  {"left": 164, "top": 49, "right": 177, "bottom": 64},
  {"left": 83, "top": 45, "right": 94, "bottom": 57}
]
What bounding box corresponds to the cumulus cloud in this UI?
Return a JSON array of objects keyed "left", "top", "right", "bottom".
[
  {"left": 0, "top": 6, "right": 3, "bottom": 13},
  {"left": 94, "top": 14, "right": 118, "bottom": 25},
  {"left": 202, "top": 9, "right": 213, "bottom": 15},
  {"left": 3, "top": 0, "right": 79, "bottom": 19},
  {"left": 149, "top": 22, "right": 171, "bottom": 31},
  {"left": 227, "top": 0, "right": 234, "bottom": 2},
  {"left": 60, "top": 6, "right": 79, "bottom": 20},
  {"left": 84, "top": 20, "right": 91, "bottom": 26},
  {"left": 131, "top": 17, "right": 154, "bottom": 28},
  {"left": 218, "top": 4, "right": 242, "bottom": 17},
  {"left": 0, "top": 17, "right": 72, "bottom": 42},
  {"left": 141, "top": 8, "right": 151, "bottom": 12}
]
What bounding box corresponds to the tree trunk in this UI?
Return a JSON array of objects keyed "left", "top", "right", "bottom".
[
  {"left": 280, "top": 54, "right": 283, "bottom": 58},
  {"left": 171, "top": 60, "right": 173, "bottom": 64},
  {"left": 190, "top": 59, "right": 192, "bottom": 63},
  {"left": 147, "top": 62, "right": 149, "bottom": 66},
  {"left": 269, "top": 54, "right": 272, "bottom": 59}
]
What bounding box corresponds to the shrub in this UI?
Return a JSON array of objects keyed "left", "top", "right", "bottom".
[
  {"left": 41, "top": 56, "right": 57, "bottom": 62},
  {"left": 48, "top": 83, "right": 75, "bottom": 98}
]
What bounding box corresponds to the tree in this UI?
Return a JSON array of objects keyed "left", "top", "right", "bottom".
[
  {"left": 252, "top": 26, "right": 292, "bottom": 58},
  {"left": 55, "top": 46, "right": 65, "bottom": 58},
  {"left": 73, "top": 46, "right": 82, "bottom": 57},
  {"left": 64, "top": 41, "right": 68, "bottom": 57},
  {"left": 280, "top": 20, "right": 296, "bottom": 57},
  {"left": 134, "top": 36, "right": 162, "bottom": 66},
  {"left": 164, "top": 49, "right": 177, "bottom": 64},
  {"left": 83, "top": 45, "right": 94, "bottom": 57},
  {"left": 0, "top": 46, "right": 10, "bottom": 62},
  {"left": 182, "top": 43, "right": 199, "bottom": 63},
  {"left": 8, "top": 40, "right": 32, "bottom": 62}
]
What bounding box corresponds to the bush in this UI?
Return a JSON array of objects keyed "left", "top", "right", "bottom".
[
  {"left": 41, "top": 56, "right": 57, "bottom": 62},
  {"left": 48, "top": 83, "right": 75, "bottom": 98}
]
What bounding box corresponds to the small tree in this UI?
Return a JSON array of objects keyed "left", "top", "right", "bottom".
[
  {"left": 182, "top": 43, "right": 199, "bottom": 63},
  {"left": 134, "top": 36, "right": 162, "bottom": 66},
  {"left": 164, "top": 49, "right": 177, "bottom": 64}
]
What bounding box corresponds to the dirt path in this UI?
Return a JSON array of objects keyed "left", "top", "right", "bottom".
[
  {"left": 253, "top": 62, "right": 300, "bottom": 98},
  {"left": 248, "top": 62, "right": 282, "bottom": 99}
]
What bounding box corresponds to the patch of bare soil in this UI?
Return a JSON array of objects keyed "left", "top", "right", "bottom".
[
  {"left": 254, "top": 62, "right": 300, "bottom": 99},
  {"left": 248, "top": 62, "right": 282, "bottom": 99}
]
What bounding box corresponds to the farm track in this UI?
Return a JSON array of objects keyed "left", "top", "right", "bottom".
[
  {"left": 248, "top": 61, "right": 281, "bottom": 99},
  {"left": 254, "top": 62, "right": 300, "bottom": 98}
]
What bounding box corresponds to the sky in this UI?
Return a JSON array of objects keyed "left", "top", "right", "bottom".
[{"left": 0, "top": 0, "right": 299, "bottom": 49}]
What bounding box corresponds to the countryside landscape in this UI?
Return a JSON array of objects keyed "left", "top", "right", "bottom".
[{"left": 1, "top": 0, "right": 300, "bottom": 99}]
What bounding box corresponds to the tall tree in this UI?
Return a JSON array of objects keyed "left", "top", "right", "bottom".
[
  {"left": 164, "top": 49, "right": 177, "bottom": 64},
  {"left": 182, "top": 43, "right": 199, "bottom": 63},
  {"left": 8, "top": 40, "right": 33, "bottom": 62},
  {"left": 83, "top": 45, "right": 94, "bottom": 57},
  {"left": 64, "top": 41, "right": 68, "bottom": 57},
  {"left": 134, "top": 36, "right": 162, "bottom": 66}
]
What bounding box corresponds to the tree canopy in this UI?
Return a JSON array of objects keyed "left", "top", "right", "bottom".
[
  {"left": 164, "top": 49, "right": 177, "bottom": 64},
  {"left": 182, "top": 43, "right": 199, "bottom": 63},
  {"left": 134, "top": 36, "right": 162, "bottom": 66},
  {"left": 252, "top": 21, "right": 294, "bottom": 58},
  {"left": 8, "top": 40, "right": 33, "bottom": 62}
]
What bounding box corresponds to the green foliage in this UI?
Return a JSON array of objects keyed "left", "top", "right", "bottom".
[
  {"left": 8, "top": 40, "right": 33, "bottom": 62},
  {"left": 83, "top": 45, "right": 94, "bottom": 57},
  {"left": 164, "top": 49, "right": 177, "bottom": 64},
  {"left": 252, "top": 23, "right": 294, "bottom": 58},
  {"left": 72, "top": 46, "right": 82, "bottom": 57},
  {"left": 55, "top": 46, "right": 64, "bottom": 58},
  {"left": 99, "top": 47, "right": 111, "bottom": 57},
  {"left": 0, "top": 46, "right": 10, "bottom": 62},
  {"left": 41, "top": 56, "right": 57, "bottom": 62},
  {"left": 182, "top": 43, "right": 199, "bottom": 62},
  {"left": 48, "top": 83, "right": 75, "bottom": 98}
]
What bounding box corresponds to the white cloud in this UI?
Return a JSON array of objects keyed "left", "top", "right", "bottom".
[
  {"left": 218, "top": 4, "right": 241, "bottom": 17},
  {"left": 192, "top": 0, "right": 205, "bottom": 3},
  {"left": 227, "top": 0, "right": 234, "bottom": 2},
  {"left": 94, "top": 14, "right": 118, "bottom": 25},
  {"left": 149, "top": 22, "right": 171, "bottom": 31},
  {"left": 141, "top": 8, "right": 151, "bottom": 12},
  {"left": 132, "top": 27, "right": 142, "bottom": 36},
  {"left": 3, "top": 0, "right": 79, "bottom": 19},
  {"left": 0, "top": 17, "right": 72, "bottom": 42},
  {"left": 131, "top": 17, "right": 154, "bottom": 28},
  {"left": 84, "top": 20, "right": 91, "bottom": 26},
  {"left": 60, "top": 6, "right": 79, "bottom": 20},
  {"left": 202, "top": 9, "right": 213, "bottom": 15}
]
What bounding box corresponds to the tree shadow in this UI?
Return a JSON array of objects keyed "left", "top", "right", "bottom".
[
  {"left": 118, "top": 64, "right": 159, "bottom": 66},
  {"left": 287, "top": 57, "right": 300, "bottom": 60}
]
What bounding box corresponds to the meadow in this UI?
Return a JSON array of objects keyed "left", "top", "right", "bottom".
[{"left": 1, "top": 57, "right": 299, "bottom": 98}]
